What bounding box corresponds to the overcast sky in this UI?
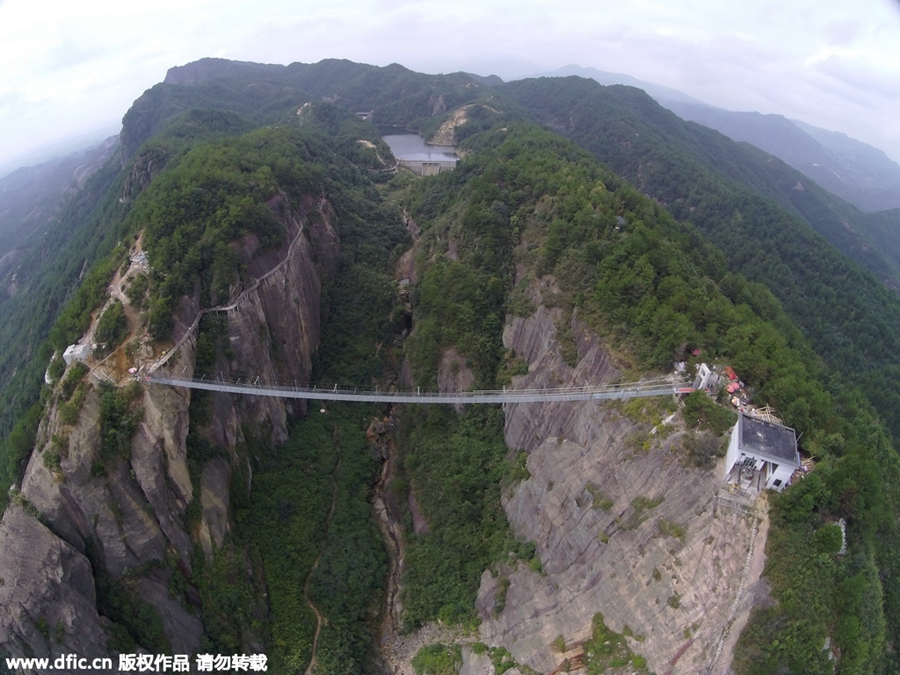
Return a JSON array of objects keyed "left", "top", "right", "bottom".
[{"left": 2, "top": 0, "right": 899, "bottom": 174}]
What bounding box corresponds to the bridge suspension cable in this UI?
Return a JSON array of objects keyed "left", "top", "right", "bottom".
[{"left": 147, "top": 374, "right": 695, "bottom": 404}]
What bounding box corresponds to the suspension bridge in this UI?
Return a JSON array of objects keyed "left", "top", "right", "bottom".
[{"left": 146, "top": 374, "right": 695, "bottom": 404}]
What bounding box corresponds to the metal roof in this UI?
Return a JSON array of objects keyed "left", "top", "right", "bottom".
[{"left": 738, "top": 413, "right": 800, "bottom": 467}]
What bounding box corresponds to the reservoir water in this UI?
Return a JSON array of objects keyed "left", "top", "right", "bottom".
[{"left": 382, "top": 134, "right": 458, "bottom": 163}]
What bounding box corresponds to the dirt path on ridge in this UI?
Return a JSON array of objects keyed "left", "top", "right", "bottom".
[{"left": 90, "top": 235, "right": 146, "bottom": 381}]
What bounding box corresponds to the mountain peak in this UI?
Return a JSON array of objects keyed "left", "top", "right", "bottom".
[{"left": 164, "top": 57, "right": 285, "bottom": 86}]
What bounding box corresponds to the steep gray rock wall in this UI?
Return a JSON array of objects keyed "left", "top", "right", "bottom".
[
  {"left": 474, "top": 302, "right": 760, "bottom": 675},
  {"left": 20, "top": 385, "right": 172, "bottom": 578},
  {"left": 0, "top": 505, "right": 108, "bottom": 665},
  {"left": 503, "top": 305, "right": 620, "bottom": 452},
  {"left": 196, "top": 196, "right": 338, "bottom": 448},
  {"left": 0, "top": 196, "right": 339, "bottom": 663}
]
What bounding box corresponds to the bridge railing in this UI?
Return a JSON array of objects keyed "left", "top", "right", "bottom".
[{"left": 146, "top": 373, "right": 694, "bottom": 403}]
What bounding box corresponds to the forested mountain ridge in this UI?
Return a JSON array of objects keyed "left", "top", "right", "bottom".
[
  {"left": 499, "top": 75, "right": 900, "bottom": 442},
  {"left": 399, "top": 121, "right": 900, "bottom": 673},
  {"left": 665, "top": 101, "right": 900, "bottom": 213},
  {"left": 504, "top": 76, "right": 900, "bottom": 289},
  {"left": 0, "top": 138, "right": 120, "bottom": 411},
  {"left": 0, "top": 59, "right": 505, "bottom": 440},
  {"left": 0, "top": 105, "right": 408, "bottom": 672},
  {"left": 858, "top": 206, "right": 900, "bottom": 285},
  {"left": 0, "top": 137, "right": 118, "bottom": 276},
  {"left": 0, "top": 60, "right": 507, "bottom": 672},
  {"left": 0, "top": 58, "right": 898, "bottom": 675},
  {"left": 0, "top": 148, "right": 128, "bottom": 440},
  {"left": 121, "top": 57, "right": 495, "bottom": 161},
  {"left": 545, "top": 64, "right": 900, "bottom": 213}
]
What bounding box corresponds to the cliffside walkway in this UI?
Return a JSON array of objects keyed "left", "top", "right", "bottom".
[
  {"left": 147, "top": 198, "right": 324, "bottom": 375},
  {"left": 146, "top": 374, "right": 694, "bottom": 404}
]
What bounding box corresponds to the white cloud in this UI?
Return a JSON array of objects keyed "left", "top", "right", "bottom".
[{"left": 805, "top": 46, "right": 861, "bottom": 67}]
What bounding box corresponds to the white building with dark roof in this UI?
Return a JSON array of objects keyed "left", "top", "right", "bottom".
[{"left": 724, "top": 412, "right": 800, "bottom": 492}]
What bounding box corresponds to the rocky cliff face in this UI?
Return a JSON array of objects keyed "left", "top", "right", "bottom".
[
  {"left": 120, "top": 145, "right": 169, "bottom": 202},
  {"left": 0, "top": 505, "right": 109, "bottom": 664},
  {"left": 186, "top": 194, "right": 339, "bottom": 450},
  {"left": 0, "top": 195, "right": 339, "bottom": 664},
  {"left": 468, "top": 295, "right": 763, "bottom": 675}
]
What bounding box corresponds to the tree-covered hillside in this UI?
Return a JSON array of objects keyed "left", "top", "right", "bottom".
[
  {"left": 0, "top": 139, "right": 116, "bottom": 269},
  {"left": 123, "top": 58, "right": 496, "bottom": 160},
  {"left": 499, "top": 76, "right": 900, "bottom": 442},
  {"left": 859, "top": 207, "right": 900, "bottom": 283},
  {"left": 662, "top": 101, "right": 900, "bottom": 213}
]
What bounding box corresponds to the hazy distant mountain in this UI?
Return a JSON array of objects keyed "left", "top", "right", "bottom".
[
  {"left": 665, "top": 101, "right": 900, "bottom": 212},
  {"left": 0, "top": 127, "right": 120, "bottom": 181},
  {"left": 0, "top": 136, "right": 119, "bottom": 276},
  {"left": 462, "top": 71, "right": 505, "bottom": 87},
  {"left": 533, "top": 65, "right": 710, "bottom": 107},
  {"left": 540, "top": 65, "right": 900, "bottom": 213}
]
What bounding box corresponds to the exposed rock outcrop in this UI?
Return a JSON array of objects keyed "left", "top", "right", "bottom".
[
  {"left": 459, "top": 646, "right": 496, "bottom": 675},
  {"left": 0, "top": 194, "right": 340, "bottom": 662},
  {"left": 437, "top": 347, "right": 475, "bottom": 413},
  {"left": 430, "top": 104, "right": 499, "bottom": 146},
  {"left": 121, "top": 146, "right": 169, "bottom": 201},
  {"left": 473, "top": 301, "right": 763, "bottom": 675},
  {"left": 503, "top": 304, "right": 620, "bottom": 452},
  {"left": 197, "top": 457, "right": 231, "bottom": 559},
  {"left": 164, "top": 58, "right": 284, "bottom": 87},
  {"left": 195, "top": 195, "right": 339, "bottom": 449},
  {"left": 0, "top": 505, "right": 109, "bottom": 664}
]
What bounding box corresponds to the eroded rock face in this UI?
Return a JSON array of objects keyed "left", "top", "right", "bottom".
[
  {"left": 0, "top": 505, "right": 108, "bottom": 663},
  {"left": 20, "top": 385, "right": 170, "bottom": 579},
  {"left": 197, "top": 457, "right": 231, "bottom": 560},
  {"left": 429, "top": 104, "right": 498, "bottom": 146},
  {"left": 503, "top": 305, "right": 619, "bottom": 453},
  {"left": 131, "top": 383, "right": 195, "bottom": 565},
  {"left": 474, "top": 304, "right": 760, "bottom": 675},
  {"left": 459, "top": 646, "right": 496, "bottom": 675},
  {"left": 121, "top": 146, "right": 168, "bottom": 201},
  {"left": 0, "top": 196, "right": 339, "bottom": 661},
  {"left": 201, "top": 195, "right": 339, "bottom": 449},
  {"left": 438, "top": 348, "right": 475, "bottom": 413}
]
